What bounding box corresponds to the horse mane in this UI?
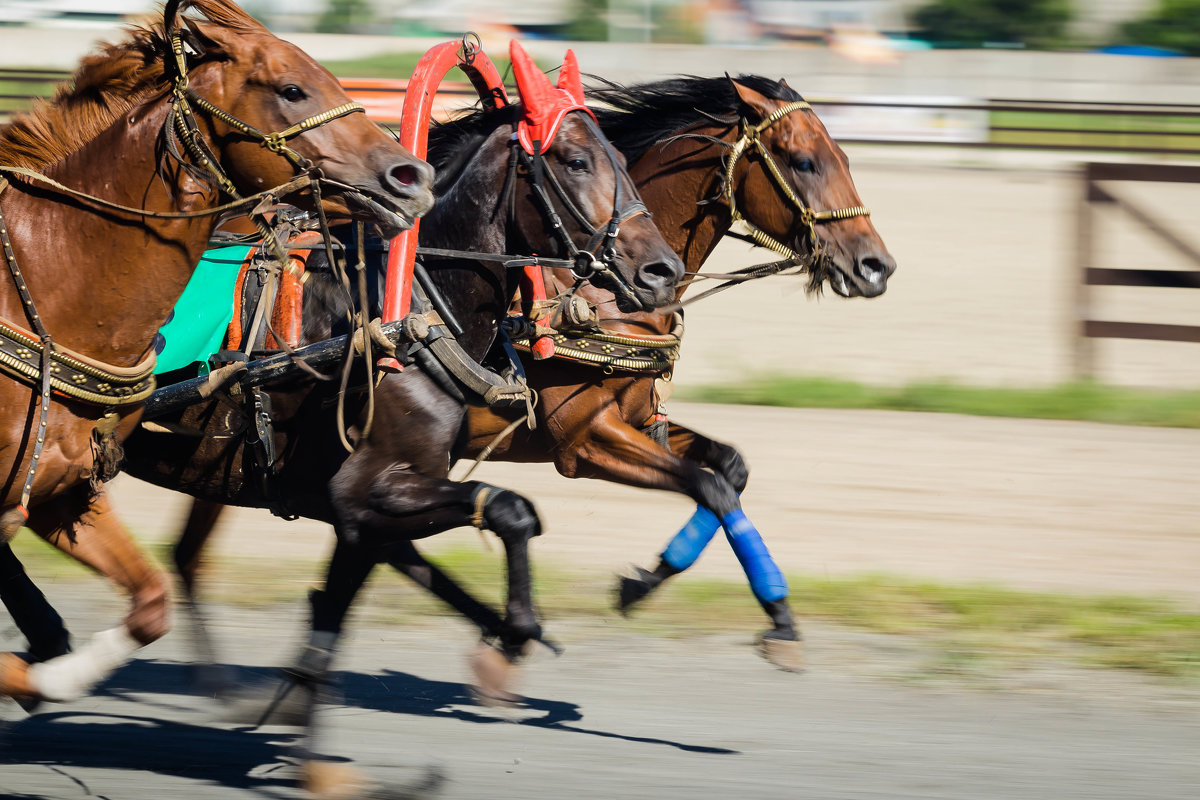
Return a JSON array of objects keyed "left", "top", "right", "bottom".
[
  {"left": 426, "top": 103, "right": 521, "bottom": 196},
  {"left": 0, "top": 0, "right": 265, "bottom": 169},
  {"left": 589, "top": 75, "right": 804, "bottom": 164}
]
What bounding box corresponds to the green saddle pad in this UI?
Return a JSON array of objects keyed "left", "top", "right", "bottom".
[{"left": 154, "top": 245, "right": 251, "bottom": 374}]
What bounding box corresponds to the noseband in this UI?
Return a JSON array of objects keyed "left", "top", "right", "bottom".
[
  {"left": 722, "top": 100, "right": 870, "bottom": 262},
  {"left": 513, "top": 114, "right": 650, "bottom": 309}
]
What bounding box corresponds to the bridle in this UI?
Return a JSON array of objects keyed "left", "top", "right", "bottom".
[
  {"left": 722, "top": 100, "right": 870, "bottom": 263},
  {"left": 510, "top": 113, "right": 651, "bottom": 310},
  {"left": 164, "top": 30, "right": 366, "bottom": 199}
]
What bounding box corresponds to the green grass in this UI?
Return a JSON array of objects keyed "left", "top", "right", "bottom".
[
  {"left": 990, "top": 109, "right": 1200, "bottom": 153},
  {"left": 680, "top": 376, "right": 1200, "bottom": 428},
  {"left": 11, "top": 537, "right": 1197, "bottom": 679}
]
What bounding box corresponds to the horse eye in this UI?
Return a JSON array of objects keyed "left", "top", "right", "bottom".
[
  {"left": 792, "top": 157, "right": 815, "bottom": 173},
  {"left": 280, "top": 85, "right": 306, "bottom": 102},
  {"left": 566, "top": 158, "right": 588, "bottom": 173}
]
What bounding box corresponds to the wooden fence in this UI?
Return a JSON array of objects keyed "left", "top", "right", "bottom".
[{"left": 1075, "top": 161, "right": 1200, "bottom": 378}]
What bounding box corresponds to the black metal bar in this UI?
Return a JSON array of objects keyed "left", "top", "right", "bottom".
[
  {"left": 1086, "top": 268, "right": 1200, "bottom": 289},
  {"left": 143, "top": 320, "right": 406, "bottom": 419},
  {"left": 1082, "top": 320, "right": 1200, "bottom": 343}
]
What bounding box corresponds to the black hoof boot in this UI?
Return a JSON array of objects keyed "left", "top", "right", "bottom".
[
  {"left": 616, "top": 566, "right": 658, "bottom": 615},
  {"left": 757, "top": 598, "right": 804, "bottom": 673},
  {"left": 615, "top": 560, "right": 681, "bottom": 615}
]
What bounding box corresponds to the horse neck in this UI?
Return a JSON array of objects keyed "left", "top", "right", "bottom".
[
  {"left": 1, "top": 99, "right": 220, "bottom": 368},
  {"left": 420, "top": 133, "right": 513, "bottom": 361},
  {"left": 544, "top": 121, "right": 733, "bottom": 337}
]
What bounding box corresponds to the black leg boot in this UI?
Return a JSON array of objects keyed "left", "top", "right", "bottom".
[
  {"left": 757, "top": 597, "right": 804, "bottom": 673},
  {"left": 616, "top": 559, "right": 681, "bottom": 615}
]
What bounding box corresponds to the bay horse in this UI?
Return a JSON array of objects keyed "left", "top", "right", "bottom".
[
  {"left": 163, "top": 74, "right": 892, "bottom": 681},
  {"left": 13, "top": 39, "right": 681, "bottom": 794},
  {"left": 465, "top": 75, "right": 895, "bottom": 670},
  {"left": 0, "top": 0, "right": 432, "bottom": 711}
]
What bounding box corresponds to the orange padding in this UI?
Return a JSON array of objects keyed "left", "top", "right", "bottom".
[{"left": 225, "top": 230, "right": 323, "bottom": 352}]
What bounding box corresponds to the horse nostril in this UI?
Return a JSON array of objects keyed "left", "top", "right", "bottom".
[
  {"left": 640, "top": 259, "right": 681, "bottom": 288},
  {"left": 391, "top": 164, "right": 418, "bottom": 187},
  {"left": 856, "top": 256, "right": 889, "bottom": 286}
]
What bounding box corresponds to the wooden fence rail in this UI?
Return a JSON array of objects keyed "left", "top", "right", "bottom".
[{"left": 1075, "top": 161, "right": 1200, "bottom": 378}]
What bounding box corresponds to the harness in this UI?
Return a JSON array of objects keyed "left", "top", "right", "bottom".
[
  {"left": 721, "top": 100, "right": 870, "bottom": 261},
  {"left": 505, "top": 99, "right": 872, "bottom": 447}
]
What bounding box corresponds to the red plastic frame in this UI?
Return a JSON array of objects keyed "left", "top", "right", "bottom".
[{"left": 379, "top": 39, "right": 510, "bottom": 371}]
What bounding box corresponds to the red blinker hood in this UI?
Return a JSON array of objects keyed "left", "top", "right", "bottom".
[{"left": 510, "top": 40, "right": 595, "bottom": 155}]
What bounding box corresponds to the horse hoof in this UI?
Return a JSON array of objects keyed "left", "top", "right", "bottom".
[
  {"left": 218, "top": 674, "right": 323, "bottom": 727},
  {"left": 758, "top": 634, "right": 805, "bottom": 673},
  {"left": 0, "top": 653, "right": 39, "bottom": 700},
  {"left": 303, "top": 760, "right": 446, "bottom": 800},
  {"left": 614, "top": 566, "right": 657, "bottom": 615},
  {"left": 468, "top": 643, "right": 524, "bottom": 708}
]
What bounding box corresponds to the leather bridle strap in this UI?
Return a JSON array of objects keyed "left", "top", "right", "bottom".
[
  {"left": 515, "top": 115, "right": 648, "bottom": 309},
  {"left": 166, "top": 31, "right": 365, "bottom": 189},
  {"left": 722, "top": 100, "right": 870, "bottom": 261}
]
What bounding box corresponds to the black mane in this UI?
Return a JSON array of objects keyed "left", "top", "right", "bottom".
[
  {"left": 426, "top": 103, "right": 521, "bottom": 196},
  {"left": 589, "top": 74, "right": 803, "bottom": 164}
]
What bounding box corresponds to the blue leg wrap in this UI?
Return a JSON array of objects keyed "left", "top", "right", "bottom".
[
  {"left": 722, "top": 510, "right": 789, "bottom": 603},
  {"left": 660, "top": 505, "right": 720, "bottom": 572}
]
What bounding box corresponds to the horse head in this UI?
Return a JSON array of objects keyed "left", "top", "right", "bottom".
[
  {"left": 507, "top": 41, "right": 683, "bottom": 312},
  {"left": 163, "top": 0, "right": 434, "bottom": 236},
  {"left": 726, "top": 78, "right": 895, "bottom": 298}
]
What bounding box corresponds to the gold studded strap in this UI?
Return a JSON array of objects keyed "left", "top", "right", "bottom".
[{"left": 0, "top": 319, "right": 156, "bottom": 405}]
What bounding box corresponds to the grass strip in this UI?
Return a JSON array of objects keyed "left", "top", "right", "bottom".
[
  {"left": 11, "top": 537, "right": 1197, "bottom": 679},
  {"left": 679, "top": 376, "right": 1200, "bottom": 428}
]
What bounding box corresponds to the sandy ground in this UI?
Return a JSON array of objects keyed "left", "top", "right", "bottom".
[{"left": 100, "top": 401, "right": 1200, "bottom": 608}]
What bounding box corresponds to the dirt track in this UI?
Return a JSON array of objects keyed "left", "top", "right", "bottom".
[{"left": 102, "top": 401, "right": 1200, "bottom": 607}]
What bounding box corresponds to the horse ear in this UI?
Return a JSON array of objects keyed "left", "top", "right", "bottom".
[
  {"left": 556, "top": 49, "right": 586, "bottom": 106},
  {"left": 181, "top": 17, "right": 226, "bottom": 60},
  {"left": 730, "top": 80, "right": 776, "bottom": 121},
  {"left": 164, "top": 0, "right": 183, "bottom": 29},
  {"left": 509, "top": 40, "right": 556, "bottom": 122}
]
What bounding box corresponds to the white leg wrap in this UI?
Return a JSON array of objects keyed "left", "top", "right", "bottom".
[{"left": 28, "top": 626, "right": 142, "bottom": 702}]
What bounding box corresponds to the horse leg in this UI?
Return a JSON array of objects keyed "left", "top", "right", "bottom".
[
  {"left": 0, "top": 542, "right": 72, "bottom": 662},
  {"left": 659, "top": 421, "right": 797, "bottom": 654},
  {"left": 0, "top": 492, "right": 170, "bottom": 702},
  {"left": 556, "top": 409, "right": 801, "bottom": 669},
  {"left": 173, "top": 497, "right": 234, "bottom": 693},
  {"left": 388, "top": 540, "right": 506, "bottom": 640},
  {"left": 284, "top": 537, "right": 447, "bottom": 799}
]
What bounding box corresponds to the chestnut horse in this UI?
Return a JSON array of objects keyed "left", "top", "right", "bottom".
[
  {"left": 0, "top": 0, "right": 432, "bottom": 705},
  {"left": 158, "top": 75, "right": 891, "bottom": 682}
]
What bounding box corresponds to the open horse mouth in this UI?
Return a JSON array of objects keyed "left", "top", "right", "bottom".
[{"left": 343, "top": 189, "right": 422, "bottom": 238}]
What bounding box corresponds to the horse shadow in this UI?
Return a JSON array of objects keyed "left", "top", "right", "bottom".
[
  {"left": 95, "top": 658, "right": 737, "bottom": 755},
  {"left": 0, "top": 708, "right": 301, "bottom": 796}
]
